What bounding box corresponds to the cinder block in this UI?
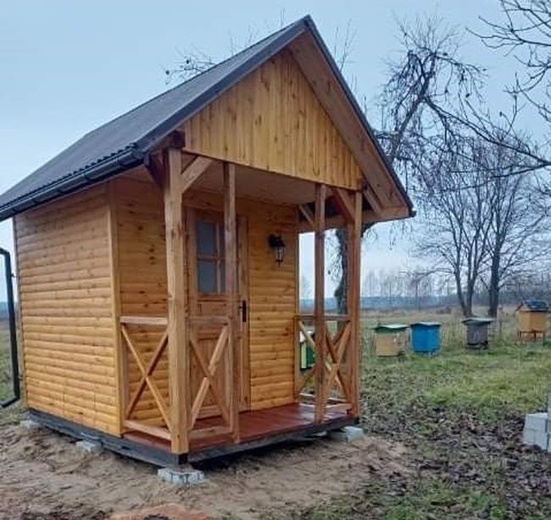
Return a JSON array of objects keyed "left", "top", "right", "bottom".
[
  {"left": 523, "top": 428, "right": 550, "bottom": 450},
  {"left": 328, "top": 426, "right": 364, "bottom": 443},
  {"left": 20, "top": 419, "right": 42, "bottom": 431},
  {"left": 524, "top": 412, "right": 549, "bottom": 430},
  {"left": 158, "top": 466, "right": 206, "bottom": 486},
  {"left": 523, "top": 412, "right": 551, "bottom": 451},
  {"left": 76, "top": 440, "right": 103, "bottom": 454}
]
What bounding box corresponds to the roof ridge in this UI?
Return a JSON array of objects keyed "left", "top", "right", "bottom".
[{"left": 81, "top": 16, "right": 310, "bottom": 143}]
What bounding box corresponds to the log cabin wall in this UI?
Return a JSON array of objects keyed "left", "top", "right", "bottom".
[
  {"left": 182, "top": 49, "right": 362, "bottom": 190},
  {"left": 14, "top": 186, "right": 119, "bottom": 434},
  {"left": 246, "top": 200, "right": 297, "bottom": 410},
  {"left": 110, "top": 173, "right": 168, "bottom": 427},
  {"left": 109, "top": 176, "right": 298, "bottom": 425}
]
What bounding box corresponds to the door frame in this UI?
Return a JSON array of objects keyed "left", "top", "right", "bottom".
[{"left": 186, "top": 207, "right": 250, "bottom": 412}]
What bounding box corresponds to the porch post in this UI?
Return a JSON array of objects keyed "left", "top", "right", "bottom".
[
  {"left": 164, "top": 148, "right": 190, "bottom": 454},
  {"left": 224, "top": 162, "right": 240, "bottom": 442},
  {"left": 348, "top": 191, "right": 362, "bottom": 416},
  {"left": 314, "top": 183, "right": 327, "bottom": 423}
]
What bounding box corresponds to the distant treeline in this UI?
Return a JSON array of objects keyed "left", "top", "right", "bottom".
[
  {"left": 300, "top": 290, "right": 549, "bottom": 312},
  {"left": 300, "top": 296, "right": 456, "bottom": 312}
]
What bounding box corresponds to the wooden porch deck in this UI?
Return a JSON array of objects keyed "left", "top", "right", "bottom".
[{"left": 124, "top": 403, "right": 354, "bottom": 461}]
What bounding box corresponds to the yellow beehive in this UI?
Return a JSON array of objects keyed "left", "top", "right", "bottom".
[
  {"left": 517, "top": 300, "right": 548, "bottom": 342},
  {"left": 373, "top": 324, "right": 409, "bottom": 356}
]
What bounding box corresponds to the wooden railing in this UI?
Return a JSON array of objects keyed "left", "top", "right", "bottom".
[
  {"left": 188, "top": 316, "right": 237, "bottom": 442},
  {"left": 120, "top": 315, "right": 238, "bottom": 445},
  {"left": 295, "top": 314, "right": 354, "bottom": 421},
  {"left": 120, "top": 315, "right": 171, "bottom": 441}
]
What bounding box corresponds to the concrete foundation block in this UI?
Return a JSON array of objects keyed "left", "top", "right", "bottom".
[
  {"left": 158, "top": 466, "right": 206, "bottom": 486},
  {"left": 524, "top": 412, "right": 549, "bottom": 431},
  {"left": 20, "top": 419, "right": 42, "bottom": 431},
  {"left": 328, "top": 426, "right": 364, "bottom": 443},
  {"left": 76, "top": 440, "right": 103, "bottom": 454},
  {"left": 523, "top": 412, "right": 551, "bottom": 451}
]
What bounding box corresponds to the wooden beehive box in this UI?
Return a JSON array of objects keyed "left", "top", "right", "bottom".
[
  {"left": 517, "top": 300, "right": 549, "bottom": 333},
  {"left": 517, "top": 300, "right": 549, "bottom": 342},
  {"left": 373, "top": 324, "right": 409, "bottom": 357}
]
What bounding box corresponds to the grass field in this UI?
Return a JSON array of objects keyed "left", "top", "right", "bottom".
[
  {"left": 2, "top": 310, "right": 551, "bottom": 518},
  {"left": 269, "top": 309, "right": 551, "bottom": 520},
  {"left": 0, "top": 322, "right": 22, "bottom": 425},
  {"left": 0, "top": 324, "right": 11, "bottom": 401}
]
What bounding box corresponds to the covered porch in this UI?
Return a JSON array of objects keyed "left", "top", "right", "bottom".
[{"left": 116, "top": 148, "right": 369, "bottom": 460}]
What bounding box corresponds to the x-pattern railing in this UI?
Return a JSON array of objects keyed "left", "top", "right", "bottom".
[
  {"left": 120, "top": 316, "right": 171, "bottom": 441},
  {"left": 188, "top": 316, "right": 235, "bottom": 441},
  {"left": 296, "top": 315, "right": 353, "bottom": 417}
]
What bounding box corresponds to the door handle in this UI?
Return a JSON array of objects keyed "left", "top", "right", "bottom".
[{"left": 240, "top": 300, "right": 247, "bottom": 323}]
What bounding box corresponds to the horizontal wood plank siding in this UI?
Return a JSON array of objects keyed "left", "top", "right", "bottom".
[
  {"left": 111, "top": 174, "right": 169, "bottom": 427},
  {"left": 247, "top": 201, "right": 297, "bottom": 410},
  {"left": 15, "top": 186, "right": 119, "bottom": 434},
  {"left": 182, "top": 49, "right": 361, "bottom": 190}
]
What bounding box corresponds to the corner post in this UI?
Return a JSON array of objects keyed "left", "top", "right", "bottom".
[
  {"left": 314, "top": 183, "right": 327, "bottom": 423},
  {"left": 164, "top": 148, "right": 190, "bottom": 454},
  {"left": 348, "top": 191, "right": 362, "bottom": 417},
  {"left": 224, "top": 162, "right": 240, "bottom": 442}
]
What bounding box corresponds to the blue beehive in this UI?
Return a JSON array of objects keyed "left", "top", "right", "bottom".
[{"left": 410, "top": 322, "right": 441, "bottom": 354}]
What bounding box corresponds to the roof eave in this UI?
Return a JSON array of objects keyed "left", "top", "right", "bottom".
[
  {"left": 301, "top": 16, "right": 414, "bottom": 217},
  {"left": 0, "top": 147, "right": 144, "bottom": 222}
]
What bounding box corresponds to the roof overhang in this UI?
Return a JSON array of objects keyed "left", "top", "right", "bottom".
[{"left": 0, "top": 16, "right": 413, "bottom": 222}]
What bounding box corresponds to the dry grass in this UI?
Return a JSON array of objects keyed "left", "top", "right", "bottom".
[{"left": 271, "top": 309, "right": 551, "bottom": 520}]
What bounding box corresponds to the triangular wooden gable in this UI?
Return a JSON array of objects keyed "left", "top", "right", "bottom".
[{"left": 181, "top": 49, "right": 362, "bottom": 190}]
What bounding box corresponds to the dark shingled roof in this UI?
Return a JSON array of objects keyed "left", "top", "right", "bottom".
[
  {"left": 520, "top": 300, "right": 549, "bottom": 312},
  {"left": 0, "top": 15, "right": 412, "bottom": 221}
]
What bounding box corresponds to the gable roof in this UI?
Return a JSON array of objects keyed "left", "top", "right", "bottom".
[
  {"left": 0, "top": 16, "right": 412, "bottom": 221},
  {"left": 518, "top": 300, "right": 549, "bottom": 312}
]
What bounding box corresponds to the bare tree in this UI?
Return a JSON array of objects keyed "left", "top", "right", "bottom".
[
  {"left": 478, "top": 0, "right": 551, "bottom": 127},
  {"left": 416, "top": 137, "right": 494, "bottom": 316},
  {"left": 417, "top": 133, "right": 550, "bottom": 317},
  {"left": 465, "top": 0, "right": 551, "bottom": 177},
  {"left": 333, "top": 16, "right": 487, "bottom": 315},
  {"left": 480, "top": 138, "right": 551, "bottom": 316},
  {"left": 377, "top": 16, "right": 485, "bottom": 175}
]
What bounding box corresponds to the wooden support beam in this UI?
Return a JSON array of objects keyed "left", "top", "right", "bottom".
[
  {"left": 164, "top": 148, "right": 190, "bottom": 454},
  {"left": 362, "top": 184, "right": 386, "bottom": 217},
  {"left": 224, "top": 162, "right": 240, "bottom": 443},
  {"left": 298, "top": 209, "right": 379, "bottom": 233},
  {"left": 298, "top": 204, "right": 316, "bottom": 230},
  {"left": 314, "top": 183, "right": 327, "bottom": 423},
  {"left": 348, "top": 191, "right": 362, "bottom": 417},
  {"left": 146, "top": 153, "right": 165, "bottom": 189},
  {"left": 331, "top": 187, "right": 355, "bottom": 224},
  {"left": 124, "top": 420, "right": 172, "bottom": 441},
  {"left": 179, "top": 156, "right": 213, "bottom": 195},
  {"left": 120, "top": 316, "right": 168, "bottom": 326}
]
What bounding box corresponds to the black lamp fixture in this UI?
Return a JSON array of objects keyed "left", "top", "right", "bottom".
[{"left": 268, "top": 234, "right": 286, "bottom": 266}]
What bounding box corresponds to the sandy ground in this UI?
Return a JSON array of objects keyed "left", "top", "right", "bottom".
[{"left": 0, "top": 422, "right": 410, "bottom": 520}]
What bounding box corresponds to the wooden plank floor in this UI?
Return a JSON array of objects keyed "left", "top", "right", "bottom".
[{"left": 125, "top": 403, "right": 350, "bottom": 456}]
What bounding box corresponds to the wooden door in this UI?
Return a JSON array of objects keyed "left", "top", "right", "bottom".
[{"left": 187, "top": 208, "right": 249, "bottom": 419}]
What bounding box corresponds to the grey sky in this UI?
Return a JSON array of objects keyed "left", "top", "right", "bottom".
[{"left": 0, "top": 0, "right": 513, "bottom": 291}]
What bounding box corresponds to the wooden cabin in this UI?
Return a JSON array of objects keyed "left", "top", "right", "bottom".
[
  {"left": 517, "top": 300, "right": 548, "bottom": 342},
  {"left": 0, "top": 16, "right": 412, "bottom": 465}
]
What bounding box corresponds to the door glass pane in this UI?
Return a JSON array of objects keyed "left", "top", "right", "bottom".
[
  {"left": 197, "top": 220, "right": 216, "bottom": 256},
  {"left": 198, "top": 260, "right": 217, "bottom": 293}
]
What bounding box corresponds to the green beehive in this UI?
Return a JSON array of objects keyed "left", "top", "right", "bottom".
[
  {"left": 299, "top": 330, "right": 315, "bottom": 370},
  {"left": 373, "top": 324, "right": 409, "bottom": 357}
]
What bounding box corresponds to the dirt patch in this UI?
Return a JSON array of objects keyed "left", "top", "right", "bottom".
[{"left": 0, "top": 423, "right": 409, "bottom": 520}]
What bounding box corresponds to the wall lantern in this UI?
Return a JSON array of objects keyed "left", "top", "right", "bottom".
[{"left": 268, "top": 234, "right": 286, "bottom": 266}]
